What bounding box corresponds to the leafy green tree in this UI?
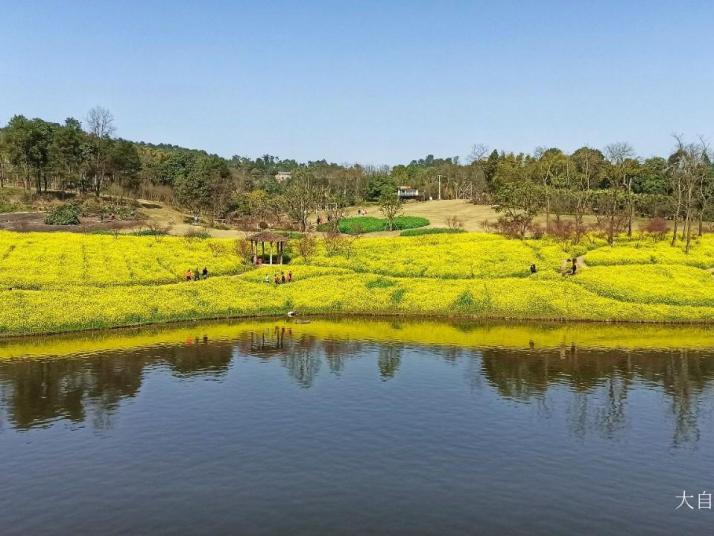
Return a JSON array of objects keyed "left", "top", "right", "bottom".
[
  {"left": 637, "top": 157, "right": 668, "bottom": 195},
  {"left": 110, "top": 140, "right": 142, "bottom": 196},
  {"left": 3, "top": 116, "right": 55, "bottom": 193},
  {"left": 484, "top": 149, "right": 501, "bottom": 190},
  {"left": 366, "top": 174, "right": 396, "bottom": 201},
  {"left": 175, "top": 154, "right": 232, "bottom": 219},
  {"left": 493, "top": 180, "right": 544, "bottom": 238},
  {"left": 50, "top": 118, "right": 87, "bottom": 192}
]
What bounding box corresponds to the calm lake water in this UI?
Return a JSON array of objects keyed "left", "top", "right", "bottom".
[{"left": 2, "top": 319, "right": 714, "bottom": 535}]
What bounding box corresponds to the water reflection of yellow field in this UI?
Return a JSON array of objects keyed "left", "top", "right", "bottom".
[{"left": 3, "top": 318, "right": 714, "bottom": 360}]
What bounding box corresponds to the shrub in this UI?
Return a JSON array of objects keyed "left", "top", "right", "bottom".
[
  {"left": 44, "top": 202, "right": 81, "bottom": 225},
  {"left": 133, "top": 222, "right": 172, "bottom": 240},
  {"left": 208, "top": 242, "right": 229, "bottom": 257},
  {"left": 183, "top": 228, "right": 211, "bottom": 241},
  {"left": 297, "top": 234, "right": 318, "bottom": 261},
  {"left": 549, "top": 220, "right": 576, "bottom": 241},
  {"left": 0, "top": 192, "right": 19, "bottom": 214},
  {"left": 642, "top": 217, "right": 668, "bottom": 241},
  {"left": 234, "top": 238, "right": 253, "bottom": 264},
  {"left": 446, "top": 215, "right": 465, "bottom": 230},
  {"left": 131, "top": 228, "right": 168, "bottom": 237},
  {"left": 323, "top": 232, "right": 350, "bottom": 256}
]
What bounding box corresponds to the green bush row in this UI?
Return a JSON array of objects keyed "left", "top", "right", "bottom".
[
  {"left": 400, "top": 227, "right": 466, "bottom": 237},
  {"left": 319, "top": 216, "right": 429, "bottom": 234}
]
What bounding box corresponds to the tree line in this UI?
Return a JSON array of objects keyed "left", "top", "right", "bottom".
[
  {"left": 481, "top": 140, "right": 713, "bottom": 251},
  {"left": 1, "top": 109, "right": 712, "bottom": 247}
]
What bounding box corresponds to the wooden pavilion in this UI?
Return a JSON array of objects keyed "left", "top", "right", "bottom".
[{"left": 248, "top": 231, "right": 288, "bottom": 265}]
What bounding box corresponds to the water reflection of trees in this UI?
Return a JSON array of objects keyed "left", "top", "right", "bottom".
[
  {"left": 0, "top": 354, "right": 145, "bottom": 430},
  {"left": 378, "top": 345, "right": 401, "bottom": 380},
  {"left": 480, "top": 348, "right": 714, "bottom": 446},
  {"left": 0, "top": 341, "right": 235, "bottom": 430},
  {"left": 2, "top": 329, "right": 714, "bottom": 445}
]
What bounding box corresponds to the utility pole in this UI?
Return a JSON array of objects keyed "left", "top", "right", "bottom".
[{"left": 437, "top": 175, "right": 443, "bottom": 200}]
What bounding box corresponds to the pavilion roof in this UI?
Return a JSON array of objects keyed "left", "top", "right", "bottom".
[{"left": 247, "top": 231, "right": 288, "bottom": 243}]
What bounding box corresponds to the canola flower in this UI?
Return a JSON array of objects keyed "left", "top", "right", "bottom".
[
  {"left": 293, "top": 233, "right": 567, "bottom": 279},
  {"left": 1, "top": 229, "right": 714, "bottom": 337},
  {"left": 584, "top": 234, "right": 714, "bottom": 269},
  {"left": 0, "top": 230, "right": 245, "bottom": 288}
]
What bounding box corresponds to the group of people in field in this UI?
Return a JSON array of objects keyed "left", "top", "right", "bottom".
[
  {"left": 265, "top": 271, "right": 293, "bottom": 286},
  {"left": 185, "top": 267, "right": 209, "bottom": 281},
  {"left": 528, "top": 257, "right": 578, "bottom": 276},
  {"left": 563, "top": 258, "right": 578, "bottom": 276},
  {"left": 181, "top": 266, "right": 293, "bottom": 285}
]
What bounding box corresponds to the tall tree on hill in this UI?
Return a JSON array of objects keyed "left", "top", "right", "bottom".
[
  {"left": 696, "top": 150, "right": 714, "bottom": 236},
  {"left": 174, "top": 154, "right": 232, "bottom": 221},
  {"left": 3, "top": 116, "right": 55, "bottom": 193},
  {"left": 281, "top": 169, "right": 319, "bottom": 231},
  {"left": 668, "top": 136, "right": 711, "bottom": 252},
  {"left": 533, "top": 147, "right": 568, "bottom": 234},
  {"left": 484, "top": 149, "right": 501, "bottom": 190},
  {"left": 0, "top": 131, "right": 9, "bottom": 188},
  {"left": 86, "top": 106, "right": 115, "bottom": 196},
  {"left": 50, "top": 118, "right": 87, "bottom": 193},
  {"left": 493, "top": 180, "right": 544, "bottom": 238},
  {"left": 570, "top": 147, "right": 605, "bottom": 242},
  {"left": 605, "top": 142, "right": 639, "bottom": 237},
  {"left": 467, "top": 144, "right": 490, "bottom": 203},
  {"left": 109, "top": 140, "right": 142, "bottom": 197}
]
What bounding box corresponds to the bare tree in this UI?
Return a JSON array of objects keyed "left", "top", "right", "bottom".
[
  {"left": 281, "top": 170, "right": 318, "bottom": 231},
  {"left": 534, "top": 148, "right": 567, "bottom": 234},
  {"left": 668, "top": 135, "right": 709, "bottom": 252},
  {"left": 467, "top": 143, "right": 489, "bottom": 164},
  {"left": 86, "top": 107, "right": 115, "bottom": 138},
  {"left": 86, "top": 106, "right": 116, "bottom": 196},
  {"left": 570, "top": 147, "right": 604, "bottom": 243},
  {"left": 605, "top": 142, "right": 637, "bottom": 237},
  {"left": 695, "top": 137, "right": 714, "bottom": 236}
]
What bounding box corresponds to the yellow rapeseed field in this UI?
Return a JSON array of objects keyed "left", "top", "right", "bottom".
[{"left": 1, "top": 229, "right": 714, "bottom": 336}]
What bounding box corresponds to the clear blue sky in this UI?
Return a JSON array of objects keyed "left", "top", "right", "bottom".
[{"left": 1, "top": 1, "right": 712, "bottom": 165}]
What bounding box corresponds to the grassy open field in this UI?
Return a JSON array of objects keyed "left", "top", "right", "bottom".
[{"left": 2, "top": 229, "right": 714, "bottom": 336}]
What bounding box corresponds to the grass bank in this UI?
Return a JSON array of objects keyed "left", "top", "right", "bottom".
[{"left": 1, "top": 230, "right": 714, "bottom": 336}]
